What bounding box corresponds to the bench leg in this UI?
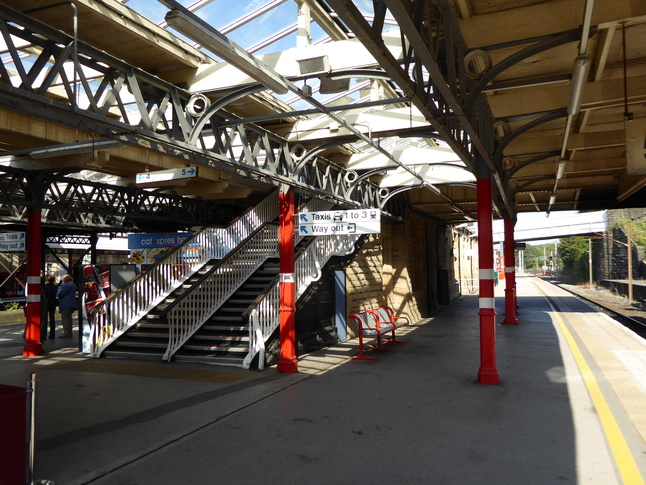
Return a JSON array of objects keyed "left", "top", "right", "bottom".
[
  {"left": 389, "top": 330, "right": 407, "bottom": 344},
  {"left": 374, "top": 334, "right": 395, "bottom": 351},
  {"left": 351, "top": 332, "right": 378, "bottom": 361}
]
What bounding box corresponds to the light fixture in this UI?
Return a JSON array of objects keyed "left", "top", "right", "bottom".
[
  {"left": 296, "top": 52, "right": 330, "bottom": 75},
  {"left": 165, "top": 9, "right": 289, "bottom": 95},
  {"left": 567, "top": 55, "right": 591, "bottom": 115},
  {"left": 556, "top": 160, "right": 566, "bottom": 179},
  {"left": 549, "top": 195, "right": 557, "bottom": 205},
  {"left": 29, "top": 139, "right": 124, "bottom": 159}
]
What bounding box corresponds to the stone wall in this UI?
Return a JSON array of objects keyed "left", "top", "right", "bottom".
[
  {"left": 594, "top": 208, "right": 646, "bottom": 280},
  {"left": 345, "top": 213, "right": 471, "bottom": 334}
]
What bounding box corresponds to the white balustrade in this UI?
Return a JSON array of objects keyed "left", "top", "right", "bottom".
[
  {"left": 163, "top": 224, "right": 279, "bottom": 360},
  {"left": 89, "top": 191, "right": 278, "bottom": 357},
  {"left": 243, "top": 232, "right": 362, "bottom": 369}
]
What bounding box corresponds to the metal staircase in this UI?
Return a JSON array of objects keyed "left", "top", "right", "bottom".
[
  {"left": 91, "top": 194, "right": 367, "bottom": 368},
  {"left": 172, "top": 258, "right": 280, "bottom": 365},
  {"left": 88, "top": 191, "right": 279, "bottom": 357}
]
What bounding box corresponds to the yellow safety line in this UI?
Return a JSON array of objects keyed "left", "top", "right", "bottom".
[{"left": 534, "top": 281, "right": 645, "bottom": 485}]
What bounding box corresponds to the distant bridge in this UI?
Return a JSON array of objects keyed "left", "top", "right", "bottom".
[{"left": 491, "top": 211, "right": 608, "bottom": 243}]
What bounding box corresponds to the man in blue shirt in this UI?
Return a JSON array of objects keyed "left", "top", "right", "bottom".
[{"left": 58, "top": 274, "right": 77, "bottom": 338}]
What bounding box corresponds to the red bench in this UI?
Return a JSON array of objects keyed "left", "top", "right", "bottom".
[
  {"left": 348, "top": 307, "right": 409, "bottom": 361},
  {"left": 371, "top": 306, "right": 410, "bottom": 342}
]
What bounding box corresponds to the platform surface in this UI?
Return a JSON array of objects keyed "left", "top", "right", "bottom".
[{"left": 0, "top": 274, "right": 645, "bottom": 485}]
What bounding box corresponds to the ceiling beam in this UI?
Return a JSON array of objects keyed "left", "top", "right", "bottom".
[
  {"left": 456, "top": 0, "right": 646, "bottom": 48},
  {"left": 489, "top": 74, "right": 646, "bottom": 119}
]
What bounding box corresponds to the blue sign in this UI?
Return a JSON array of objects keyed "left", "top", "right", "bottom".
[{"left": 127, "top": 233, "right": 191, "bottom": 250}]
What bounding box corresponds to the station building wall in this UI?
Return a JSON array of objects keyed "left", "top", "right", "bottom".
[{"left": 345, "top": 214, "right": 469, "bottom": 334}]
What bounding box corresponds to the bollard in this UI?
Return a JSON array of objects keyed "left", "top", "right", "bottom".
[
  {"left": 0, "top": 381, "right": 26, "bottom": 485},
  {"left": 27, "top": 373, "right": 55, "bottom": 485}
]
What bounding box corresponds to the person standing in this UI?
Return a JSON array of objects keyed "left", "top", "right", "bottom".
[
  {"left": 58, "top": 274, "right": 77, "bottom": 338},
  {"left": 43, "top": 275, "right": 59, "bottom": 339}
]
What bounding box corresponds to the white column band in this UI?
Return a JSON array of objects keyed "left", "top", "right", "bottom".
[
  {"left": 479, "top": 297, "right": 495, "bottom": 309},
  {"left": 279, "top": 273, "right": 295, "bottom": 283},
  {"left": 479, "top": 269, "right": 495, "bottom": 280}
]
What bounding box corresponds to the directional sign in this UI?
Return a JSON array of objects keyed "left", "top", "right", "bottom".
[
  {"left": 298, "top": 209, "right": 380, "bottom": 224},
  {"left": 0, "top": 241, "right": 26, "bottom": 252},
  {"left": 297, "top": 221, "right": 381, "bottom": 236},
  {"left": 136, "top": 167, "right": 198, "bottom": 185},
  {"left": 0, "top": 232, "right": 25, "bottom": 242}
]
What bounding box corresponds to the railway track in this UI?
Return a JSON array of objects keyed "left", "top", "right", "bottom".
[{"left": 544, "top": 278, "right": 646, "bottom": 339}]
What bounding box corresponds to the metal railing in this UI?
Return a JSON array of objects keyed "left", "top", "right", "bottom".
[
  {"left": 163, "top": 224, "right": 279, "bottom": 360},
  {"left": 88, "top": 191, "right": 278, "bottom": 357},
  {"left": 242, "top": 232, "right": 362, "bottom": 369},
  {"left": 160, "top": 197, "right": 332, "bottom": 361}
]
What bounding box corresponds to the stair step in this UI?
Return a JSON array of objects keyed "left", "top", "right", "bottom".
[
  {"left": 127, "top": 331, "right": 169, "bottom": 339},
  {"left": 227, "top": 298, "right": 255, "bottom": 305},
  {"left": 103, "top": 349, "right": 165, "bottom": 361},
  {"left": 191, "top": 334, "right": 250, "bottom": 343},
  {"left": 172, "top": 353, "right": 245, "bottom": 366},
  {"left": 182, "top": 343, "right": 248, "bottom": 353},
  {"left": 202, "top": 324, "right": 246, "bottom": 332},
  {"left": 114, "top": 340, "right": 168, "bottom": 349},
  {"left": 136, "top": 321, "right": 169, "bottom": 330}
]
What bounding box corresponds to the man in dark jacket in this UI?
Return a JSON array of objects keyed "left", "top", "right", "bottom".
[{"left": 43, "top": 275, "right": 59, "bottom": 339}]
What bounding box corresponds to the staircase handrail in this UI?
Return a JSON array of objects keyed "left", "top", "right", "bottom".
[
  {"left": 159, "top": 197, "right": 330, "bottom": 361},
  {"left": 242, "top": 232, "right": 362, "bottom": 369},
  {"left": 163, "top": 223, "right": 279, "bottom": 360},
  {"left": 158, "top": 222, "right": 270, "bottom": 318},
  {"left": 88, "top": 191, "right": 279, "bottom": 357}
]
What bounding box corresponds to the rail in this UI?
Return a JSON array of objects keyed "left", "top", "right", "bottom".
[
  {"left": 88, "top": 191, "right": 278, "bottom": 356},
  {"left": 161, "top": 197, "right": 332, "bottom": 361},
  {"left": 163, "top": 224, "right": 279, "bottom": 360},
  {"left": 242, "top": 232, "right": 362, "bottom": 369}
]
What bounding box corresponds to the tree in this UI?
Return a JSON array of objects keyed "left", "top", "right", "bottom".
[
  {"left": 523, "top": 243, "right": 553, "bottom": 271},
  {"left": 558, "top": 237, "right": 589, "bottom": 282}
]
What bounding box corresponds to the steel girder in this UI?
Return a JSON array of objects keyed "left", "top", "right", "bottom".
[
  {"left": 0, "top": 4, "right": 385, "bottom": 220},
  {"left": 324, "top": 0, "right": 512, "bottom": 217},
  {"left": 0, "top": 167, "right": 244, "bottom": 232}
]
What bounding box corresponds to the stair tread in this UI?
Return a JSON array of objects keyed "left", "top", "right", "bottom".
[{"left": 114, "top": 341, "right": 168, "bottom": 349}]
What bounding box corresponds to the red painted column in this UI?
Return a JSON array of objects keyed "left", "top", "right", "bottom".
[
  {"left": 23, "top": 209, "right": 43, "bottom": 357},
  {"left": 502, "top": 217, "right": 518, "bottom": 325},
  {"left": 476, "top": 178, "right": 500, "bottom": 384},
  {"left": 277, "top": 189, "right": 298, "bottom": 374}
]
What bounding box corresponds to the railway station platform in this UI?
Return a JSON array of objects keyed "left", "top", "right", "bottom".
[{"left": 0, "top": 274, "right": 645, "bottom": 485}]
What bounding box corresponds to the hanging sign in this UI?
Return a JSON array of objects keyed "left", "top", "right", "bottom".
[
  {"left": 296, "top": 209, "right": 381, "bottom": 236},
  {"left": 136, "top": 167, "right": 198, "bottom": 185},
  {"left": 0, "top": 232, "right": 26, "bottom": 252}
]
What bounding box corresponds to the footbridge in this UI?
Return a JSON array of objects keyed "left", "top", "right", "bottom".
[{"left": 492, "top": 211, "right": 608, "bottom": 243}]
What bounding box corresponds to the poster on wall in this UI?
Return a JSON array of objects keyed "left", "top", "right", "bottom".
[{"left": 127, "top": 232, "right": 192, "bottom": 264}]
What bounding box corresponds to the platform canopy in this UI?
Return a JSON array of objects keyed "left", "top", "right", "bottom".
[{"left": 0, "top": 0, "right": 645, "bottom": 233}]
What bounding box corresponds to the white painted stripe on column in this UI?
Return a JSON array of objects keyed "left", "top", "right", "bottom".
[
  {"left": 27, "top": 295, "right": 40, "bottom": 303},
  {"left": 279, "top": 273, "right": 294, "bottom": 283},
  {"left": 505, "top": 267, "right": 514, "bottom": 273},
  {"left": 27, "top": 276, "right": 40, "bottom": 284},
  {"left": 479, "top": 269, "right": 495, "bottom": 279},
  {"left": 479, "top": 297, "right": 495, "bottom": 309}
]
